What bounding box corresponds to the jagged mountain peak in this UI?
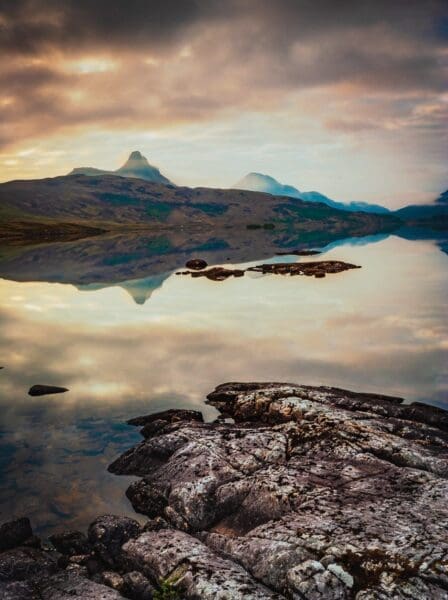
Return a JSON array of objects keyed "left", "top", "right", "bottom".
[
  {"left": 69, "top": 151, "right": 173, "bottom": 185},
  {"left": 122, "top": 150, "right": 149, "bottom": 166}
]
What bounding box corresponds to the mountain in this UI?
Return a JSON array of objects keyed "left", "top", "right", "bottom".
[
  {"left": 70, "top": 151, "right": 172, "bottom": 185},
  {"left": 0, "top": 172, "right": 399, "bottom": 243},
  {"left": 234, "top": 173, "right": 390, "bottom": 214},
  {"left": 78, "top": 272, "right": 169, "bottom": 305},
  {"left": 395, "top": 189, "right": 448, "bottom": 228}
]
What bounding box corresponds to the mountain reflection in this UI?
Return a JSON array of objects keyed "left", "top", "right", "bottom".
[{"left": 0, "top": 231, "right": 446, "bottom": 535}]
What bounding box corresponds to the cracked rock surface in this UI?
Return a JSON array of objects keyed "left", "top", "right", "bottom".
[
  {"left": 110, "top": 382, "right": 448, "bottom": 599},
  {"left": 2, "top": 382, "right": 447, "bottom": 599}
]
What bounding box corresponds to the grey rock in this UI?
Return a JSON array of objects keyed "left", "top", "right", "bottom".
[
  {"left": 49, "top": 530, "right": 91, "bottom": 556},
  {"left": 88, "top": 515, "right": 142, "bottom": 568},
  {"left": 0, "top": 547, "right": 57, "bottom": 582},
  {"left": 37, "top": 572, "right": 125, "bottom": 599},
  {"left": 122, "top": 570, "right": 155, "bottom": 599},
  {"left": 128, "top": 408, "right": 203, "bottom": 439},
  {"left": 0, "top": 518, "right": 33, "bottom": 551},
  {"left": 0, "top": 580, "right": 38, "bottom": 600},
  {"left": 100, "top": 570, "right": 125, "bottom": 592},
  {"left": 110, "top": 382, "right": 448, "bottom": 598},
  {"left": 123, "top": 529, "right": 281, "bottom": 598}
]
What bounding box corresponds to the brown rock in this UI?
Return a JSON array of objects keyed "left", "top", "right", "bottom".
[{"left": 185, "top": 258, "right": 208, "bottom": 270}]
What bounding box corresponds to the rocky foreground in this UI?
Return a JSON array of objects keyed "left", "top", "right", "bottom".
[{"left": 1, "top": 383, "right": 447, "bottom": 599}]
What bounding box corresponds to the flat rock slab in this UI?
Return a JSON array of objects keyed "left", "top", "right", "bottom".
[
  {"left": 247, "top": 260, "right": 361, "bottom": 277},
  {"left": 28, "top": 385, "right": 68, "bottom": 397},
  {"left": 110, "top": 382, "right": 448, "bottom": 599}
]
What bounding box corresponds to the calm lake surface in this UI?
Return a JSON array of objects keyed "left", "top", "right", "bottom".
[{"left": 0, "top": 231, "right": 447, "bottom": 536}]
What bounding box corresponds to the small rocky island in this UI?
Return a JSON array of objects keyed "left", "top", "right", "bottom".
[
  {"left": 178, "top": 260, "right": 361, "bottom": 281},
  {"left": 1, "top": 383, "right": 447, "bottom": 599}
]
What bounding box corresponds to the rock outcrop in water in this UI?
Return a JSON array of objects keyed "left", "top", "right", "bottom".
[
  {"left": 179, "top": 260, "right": 361, "bottom": 281},
  {"left": 2, "top": 382, "right": 447, "bottom": 598}
]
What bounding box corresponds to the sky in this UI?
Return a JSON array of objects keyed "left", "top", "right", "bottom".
[{"left": 0, "top": 0, "right": 447, "bottom": 208}]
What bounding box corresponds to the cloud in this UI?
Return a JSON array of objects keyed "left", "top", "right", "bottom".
[{"left": 0, "top": 1, "right": 446, "bottom": 202}]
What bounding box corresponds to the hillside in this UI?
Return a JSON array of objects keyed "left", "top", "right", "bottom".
[
  {"left": 234, "top": 172, "right": 390, "bottom": 214},
  {"left": 0, "top": 173, "right": 400, "bottom": 243}
]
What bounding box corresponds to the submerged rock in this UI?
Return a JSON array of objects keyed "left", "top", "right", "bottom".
[
  {"left": 0, "top": 518, "right": 33, "bottom": 552},
  {"left": 109, "top": 382, "right": 448, "bottom": 598},
  {"left": 185, "top": 258, "right": 208, "bottom": 270},
  {"left": 28, "top": 385, "right": 68, "bottom": 397}
]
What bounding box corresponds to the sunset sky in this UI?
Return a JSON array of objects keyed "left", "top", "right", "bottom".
[{"left": 0, "top": 0, "right": 447, "bottom": 208}]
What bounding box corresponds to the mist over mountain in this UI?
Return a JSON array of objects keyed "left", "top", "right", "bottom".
[
  {"left": 70, "top": 151, "right": 172, "bottom": 185},
  {"left": 234, "top": 172, "right": 390, "bottom": 214},
  {"left": 395, "top": 189, "right": 448, "bottom": 226}
]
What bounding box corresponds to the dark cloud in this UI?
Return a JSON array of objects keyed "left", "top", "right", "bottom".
[
  {"left": 1, "top": 0, "right": 446, "bottom": 54},
  {"left": 0, "top": 0, "right": 446, "bottom": 157}
]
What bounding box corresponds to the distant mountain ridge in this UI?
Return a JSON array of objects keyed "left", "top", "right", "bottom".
[
  {"left": 0, "top": 172, "right": 399, "bottom": 244},
  {"left": 70, "top": 151, "right": 172, "bottom": 185},
  {"left": 395, "top": 189, "right": 448, "bottom": 227},
  {"left": 234, "top": 172, "right": 390, "bottom": 214}
]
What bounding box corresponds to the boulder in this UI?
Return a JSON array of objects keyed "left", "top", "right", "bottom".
[
  {"left": 185, "top": 258, "right": 208, "bottom": 270},
  {"left": 49, "top": 531, "right": 91, "bottom": 556},
  {"left": 0, "top": 518, "right": 34, "bottom": 552},
  {"left": 88, "top": 515, "right": 142, "bottom": 568}
]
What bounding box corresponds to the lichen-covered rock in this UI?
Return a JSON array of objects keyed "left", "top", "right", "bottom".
[
  {"left": 110, "top": 382, "right": 448, "bottom": 599},
  {"left": 0, "top": 518, "right": 33, "bottom": 551},
  {"left": 123, "top": 529, "right": 281, "bottom": 598},
  {"left": 88, "top": 515, "right": 142, "bottom": 568},
  {"left": 100, "top": 571, "right": 125, "bottom": 592},
  {"left": 0, "top": 547, "right": 57, "bottom": 582},
  {"left": 122, "top": 571, "right": 155, "bottom": 600},
  {"left": 37, "top": 572, "right": 124, "bottom": 599}
]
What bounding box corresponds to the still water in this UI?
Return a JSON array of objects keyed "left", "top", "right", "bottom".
[{"left": 0, "top": 231, "right": 447, "bottom": 536}]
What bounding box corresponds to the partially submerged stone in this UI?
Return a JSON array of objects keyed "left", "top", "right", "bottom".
[
  {"left": 180, "top": 260, "right": 361, "bottom": 281},
  {"left": 28, "top": 385, "right": 68, "bottom": 397},
  {"left": 185, "top": 258, "right": 208, "bottom": 270},
  {"left": 0, "top": 518, "right": 33, "bottom": 552},
  {"left": 189, "top": 266, "right": 245, "bottom": 281},
  {"left": 247, "top": 260, "right": 361, "bottom": 277}
]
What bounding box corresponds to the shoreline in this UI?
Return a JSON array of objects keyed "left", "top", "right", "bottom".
[{"left": 1, "top": 382, "right": 447, "bottom": 599}]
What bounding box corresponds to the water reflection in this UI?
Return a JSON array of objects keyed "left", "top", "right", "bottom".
[{"left": 0, "top": 231, "right": 446, "bottom": 535}]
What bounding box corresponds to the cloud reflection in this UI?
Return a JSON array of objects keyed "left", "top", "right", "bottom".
[{"left": 0, "top": 235, "right": 446, "bottom": 535}]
